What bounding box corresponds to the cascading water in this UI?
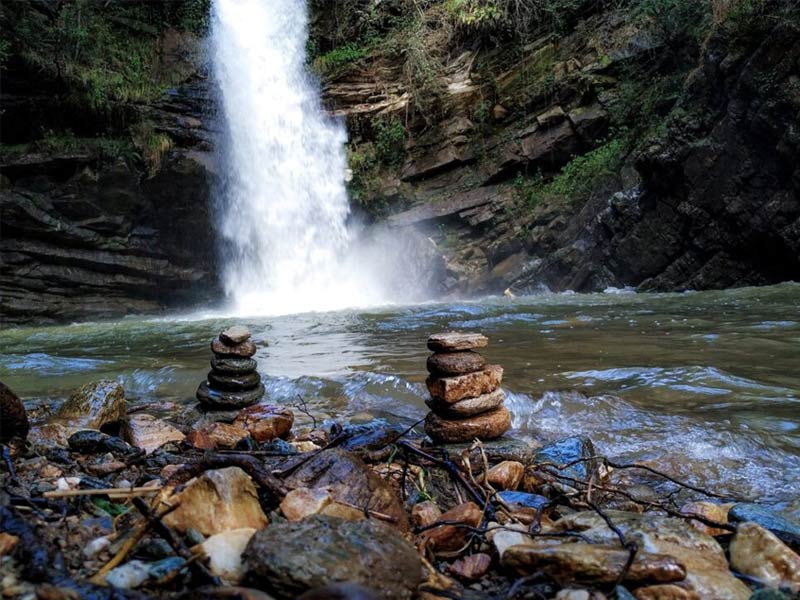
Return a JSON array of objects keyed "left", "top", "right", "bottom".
[{"left": 210, "top": 0, "right": 392, "bottom": 315}]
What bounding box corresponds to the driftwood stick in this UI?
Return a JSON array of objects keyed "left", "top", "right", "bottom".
[{"left": 44, "top": 486, "right": 162, "bottom": 499}]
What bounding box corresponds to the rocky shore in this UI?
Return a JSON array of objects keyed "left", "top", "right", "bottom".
[{"left": 1, "top": 330, "right": 799, "bottom": 600}]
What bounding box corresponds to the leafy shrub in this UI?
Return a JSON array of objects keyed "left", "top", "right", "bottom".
[
  {"left": 374, "top": 118, "right": 407, "bottom": 166},
  {"left": 313, "top": 43, "right": 370, "bottom": 76}
]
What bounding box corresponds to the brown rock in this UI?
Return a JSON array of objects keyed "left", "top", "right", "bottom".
[
  {"left": 448, "top": 553, "right": 491, "bottom": 581},
  {"left": 426, "top": 351, "right": 486, "bottom": 377},
  {"left": 281, "top": 488, "right": 333, "bottom": 522},
  {"left": 285, "top": 448, "right": 409, "bottom": 531},
  {"left": 502, "top": 542, "right": 686, "bottom": 584},
  {"left": 418, "top": 502, "right": 482, "bottom": 552},
  {"left": 208, "top": 371, "right": 261, "bottom": 392},
  {"left": 679, "top": 501, "right": 732, "bottom": 537},
  {"left": 427, "top": 389, "right": 505, "bottom": 418},
  {"left": 211, "top": 338, "right": 257, "bottom": 358},
  {"left": 197, "top": 382, "right": 265, "bottom": 410},
  {"left": 427, "top": 332, "right": 488, "bottom": 352},
  {"left": 0, "top": 381, "right": 28, "bottom": 443},
  {"left": 56, "top": 380, "right": 126, "bottom": 430},
  {"left": 0, "top": 532, "right": 19, "bottom": 556},
  {"left": 188, "top": 423, "right": 249, "bottom": 450},
  {"left": 220, "top": 325, "right": 252, "bottom": 345},
  {"left": 486, "top": 460, "right": 524, "bottom": 490},
  {"left": 157, "top": 467, "right": 269, "bottom": 536},
  {"left": 425, "top": 406, "right": 512, "bottom": 443},
  {"left": 634, "top": 585, "right": 700, "bottom": 600},
  {"left": 233, "top": 404, "right": 294, "bottom": 442},
  {"left": 121, "top": 413, "right": 185, "bottom": 454},
  {"left": 192, "top": 528, "right": 257, "bottom": 585},
  {"left": 427, "top": 365, "right": 503, "bottom": 403},
  {"left": 27, "top": 423, "right": 75, "bottom": 448},
  {"left": 412, "top": 501, "right": 443, "bottom": 528},
  {"left": 729, "top": 521, "right": 800, "bottom": 593}
]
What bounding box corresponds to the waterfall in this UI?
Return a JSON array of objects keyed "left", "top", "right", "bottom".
[{"left": 209, "top": 0, "right": 390, "bottom": 315}]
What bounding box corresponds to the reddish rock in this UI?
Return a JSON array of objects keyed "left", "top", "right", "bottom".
[
  {"left": 426, "top": 351, "right": 486, "bottom": 377},
  {"left": 233, "top": 404, "right": 294, "bottom": 442},
  {"left": 189, "top": 422, "right": 249, "bottom": 450},
  {"left": 418, "top": 502, "right": 483, "bottom": 552},
  {"left": 486, "top": 460, "right": 524, "bottom": 490},
  {"left": 412, "top": 501, "right": 443, "bottom": 528},
  {"left": 122, "top": 413, "right": 185, "bottom": 454},
  {"left": 427, "top": 332, "right": 488, "bottom": 352},
  {"left": 448, "top": 553, "right": 492, "bottom": 581},
  {"left": 427, "top": 389, "right": 505, "bottom": 418},
  {"left": 211, "top": 338, "right": 257, "bottom": 358},
  {"left": 427, "top": 365, "right": 503, "bottom": 403},
  {"left": 425, "top": 406, "right": 512, "bottom": 444}
]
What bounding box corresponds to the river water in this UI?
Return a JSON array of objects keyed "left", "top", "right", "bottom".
[{"left": 2, "top": 283, "right": 799, "bottom": 517}]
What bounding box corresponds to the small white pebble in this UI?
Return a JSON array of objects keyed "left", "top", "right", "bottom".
[{"left": 84, "top": 536, "right": 111, "bottom": 558}]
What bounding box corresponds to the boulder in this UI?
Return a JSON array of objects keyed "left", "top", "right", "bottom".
[
  {"left": 426, "top": 351, "right": 487, "bottom": 377},
  {"left": 220, "top": 326, "right": 252, "bottom": 345},
  {"left": 242, "top": 515, "right": 422, "bottom": 600},
  {"left": 729, "top": 522, "right": 800, "bottom": 593},
  {"left": 197, "top": 382, "right": 265, "bottom": 410},
  {"left": 122, "top": 414, "right": 185, "bottom": 454},
  {"left": 233, "top": 404, "right": 294, "bottom": 442},
  {"left": 418, "top": 502, "right": 482, "bottom": 552},
  {"left": 211, "top": 338, "right": 257, "bottom": 358},
  {"left": 193, "top": 528, "right": 257, "bottom": 585},
  {"left": 427, "top": 332, "right": 488, "bottom": 352},
  {"left": 502, "top": 542, "right": 686, "bottom": 585},
  {"left": 424, "top": 406, "right": 512, "bottom": 443},
  {"left": 208, "top": 371, "right": 262, "bottom": 392},
  {"left": 486, "top": 461, "right": 524, "bottom": 490},
  {"left": 426, "top": 389, "right": 505, "bottom": 418},
  {"left": 0, "top": 381, "right": 29, "bottom": 443},
  {"left": 284, "top": 448, "right": 408, "bottom": 530},
  {"left": 728, "top": 504, "right": 800, "bottom": 546},
  {"left": 156, "top": 467, "right": 268, "bottom": 536},
  {"left": 56, "top": 380, "right": 126, "bottom": 430},
  {"left": 211, "top": 356, "right": 258, "bottom": 375},
  {"left": 426, "top": 365, "right": 503, "bottom": 403},
  {"left": 554, "top": 511, "right": 751, "bottom": 600}
]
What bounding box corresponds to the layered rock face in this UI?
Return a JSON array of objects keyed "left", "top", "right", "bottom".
[{"left": 0, "top": 30, "right": 219, "bottom": 325}]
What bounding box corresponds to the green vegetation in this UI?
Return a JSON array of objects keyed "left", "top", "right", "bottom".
[
  {"left": 0, "top": 130, "right": 138, "bottom": 165},
  {"left": 347, "top": 118, "right": 407, "bottom": 207},
  {"left": 313, "top": 43, "right": 371, "bottom": 77}
]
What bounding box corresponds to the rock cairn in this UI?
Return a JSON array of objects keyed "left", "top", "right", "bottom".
[
  {"left": 423, "top": 332, "right": 511, "bottom": 443},
  {"left": 196, "top": 325, "right": 265, "bottom": 409}
]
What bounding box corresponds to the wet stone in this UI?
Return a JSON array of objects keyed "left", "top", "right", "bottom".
[
  {"left": 533, "top": 436, "right": 598, "bottom": 483},
  {"left": 220, "top": 325, "right": 251, "bottom": 345},
  {"left": 211, "top": 356, "right": 258, "bottom": 375},
  {"left": 426, "top": 388, "right": 505, "bottom": 418},
  {"left": 197, "top": 382, "right": 265, "bottom": 410},
  {"left": 122, "top": 414, "right": 186, "bottom": 455},
  {"left": 0, "top": 381, "right": 29, "bottom": 443},
  {"left": 208, "top": 370, "right": 261, "bottom": 392},
  {"left": 427, "top": 332, "right": 488, "bottom": 352},
  {"left": 211, "top": 338, "right": 257, "bottom": 358},
  {"left": 426, "top": 351, "right": 487, "bottom": 377},
  {"left": 729, "top": 503, "right": 800, "bottom": 546},
  {"left": 426, "top": 364, "right": 504, "bottom": 403},
  {"left": 425, "top": 406, "right": 512, "bottom": 443},
  {"left": 729, "top": 522, "right": 800, "bottom": 593},
  {"left": 233, "top": 404, "right": 294, "bottom": 442},
  {"left": 56, "top": 379, "right": 127, "bottom": 430}
]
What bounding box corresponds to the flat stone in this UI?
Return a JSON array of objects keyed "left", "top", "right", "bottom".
[
  {"left": 426, "top": 351, "right": 486, "bottom": 377},
  {"left": 243, "top": 515, "right": 422, "bottom": 600},
  {"left": 427, "top": 364, "right": 503, "bottom": 403},
  {"left": 424, "top": 406, "right": 511, "bottom": 443},
  {"left": 502, "top": 542, "right": 686, "bottom": 585},
  {"left": 197, "top": 382, "right": 265, "bottom": 410},
  {"left": 208, "top": 371, "right": 261, "bottom": 392},
  {"left": 156, "top": 467, "right": 268, "bottom": 536},
  {"left": 426, "top": 388, "right": 505, "bottom": 418},
  {"left": 211, "top": 338, "right": 257, "bottom": 358},
  {"left": 418, "top": 502, "right": 483, "bottom": 553},
  {"left": 448, "top": 553, "right": 492, "bottom": 581},
  {"left": 0, "top": 381, "right": 29, "bottom": 443},
  {"left": 729, "top": 522, "right": 800, "bottom": 593},
  {"left": 729, "top": 503, "right": 800, "bottom": 546},
  {"left": 210, "top": 356, "right": 258, "bottom": 375},
  {"left": 233, "top": 404, "right": 294, "bottom": 442},
  {"left": 633, "top": 584, "right": 700, "bottom": 599},
  {"left": 429, "top": 436, "right": 535, "bottom": 464},
  {"left": 56, "top": 380, "right": 127, "bottom": 430},
  {"left": 193, "top": 528, "right": 257, "bottom": 585},
  {"left": 427, "top": 332, "right": 488, "bottom": 352},
  {"left": 220, "top": 326, "right": 251, "bottom": 345},
  {"left": 486, "top": 460, "right": 525, "bottom": 490},
  {"left": 121, "top": 414, "right": 185, "bottom": 455}
]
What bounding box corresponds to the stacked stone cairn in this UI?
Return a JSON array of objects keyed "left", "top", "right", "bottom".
[
  {"left": 196, "top": 325, "right": 265, "bottom": 409},
  {"left": 423, "top": 332, "right": 511, "bottom": 443}
]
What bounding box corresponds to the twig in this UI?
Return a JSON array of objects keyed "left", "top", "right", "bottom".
[
  {"left": 44, "top": 486, "right": 162, "bottom": 499},
  {"left": 332, "top": 500, "right": 398, "bottom": 523},
  {"left": 293, "top": 394, "right": 317, "bottom": 429}
]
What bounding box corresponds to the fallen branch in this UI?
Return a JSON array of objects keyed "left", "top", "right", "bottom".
[{"left": 44, "top": 486, "right": 162, "bottom": 499}]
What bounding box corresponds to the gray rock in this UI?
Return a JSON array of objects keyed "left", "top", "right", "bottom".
[
  {"left": 243, "top": 515, "right": 422, "bottom": 599},
  {"left": 197, "top": 381, "right": 264, "bottom": 409},
  {"left": 729, "top": 504, "right": 800, "bottom": 546},
  {"left": 207, "top": 370, "right": 261, "bottom": 391},
  {"left": 211, "top": 356, "right": 258, "bottom": 375},
  {"left": 428, "top": 436, "right": 536, "bottom": 464},
  {"left": 220, "top": 325, "right": 251, "bottom": 344}
]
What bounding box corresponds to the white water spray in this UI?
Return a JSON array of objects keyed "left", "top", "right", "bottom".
[{"left": 210, "top": 0, "right": 391, "bottom": 315}]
